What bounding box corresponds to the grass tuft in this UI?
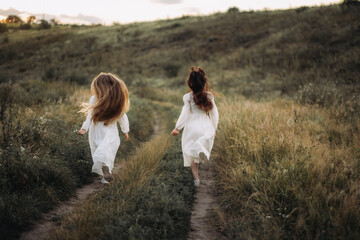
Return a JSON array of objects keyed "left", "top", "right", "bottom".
[
  {"left": 49, "top": 135, "right": 195, "bottom": 240},
  {"left": 213, "top": 98, "right": 360, "bottom": 239}
]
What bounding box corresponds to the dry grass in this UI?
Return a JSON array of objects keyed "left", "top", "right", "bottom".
[
  {"left": 213, "top": 97, "right": 360, "bottom": 239},
  {"left": 48, "top": 134, "right": 172, "bottom": 240},
  {"left": 0, "top": 81, "right": 157, "bottom": 239},
  {"left": 1, "top": 3, "right": 359, "bottom": 239}
]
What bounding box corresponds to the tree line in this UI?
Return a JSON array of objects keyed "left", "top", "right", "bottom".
[{"left": 0, "top": 15, "right": 58, "bottom": 32}]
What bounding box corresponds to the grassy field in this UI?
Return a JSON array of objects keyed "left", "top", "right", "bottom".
[
  {"left": 0, "top": 82, "right": 156, "bottom": 239},
  {"left": 0, "top": 2, "right": 359, "bottom": 239},
  {"left": 213, "top": 98, "right": 359, "bottom": 239},
  {"left": 2, "top": 4, "right": 359, "bottom": 101},
  {"left": 48, "top": 135, "right": 195, "bottom": 240}
]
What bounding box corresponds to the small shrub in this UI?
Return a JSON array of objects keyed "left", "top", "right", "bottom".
[
  {"left": 342, "top": 0, "right": 360, "bottom": 6},
  {"left": 171, "top": 23, "right": 181, "bottom": 28},
  {"left": 227, "top": 7, "right": 240, "bottom": 14},
  {"left": 38, "top": 20, "right": 51, "bottom": 29},
  {"left": 163, "top": 63, "right": 181, "bottom": 78},
  {"left": 19, "top": 23, "right": 31, "bottom": 30},
  {"left": 66, "top": 72, "right": 89, "bottom": 85},
  {"left": 2, "top": 34, "right": 9, "bottom": 44},
  {"left": 42, "top": 66, "right": 58, "bottom": 81},
  {"left": 295, "top": 6, "right": 309, "bottom": 14},
  {"left": 0, "top": 23, "right": 8, "bottom": 33},
  {"left": 5, "top": 15, "right": 23, "bottom": 24},
  {"left": 308, "top": 28, "right": 333, "bottom": 45},
  {"left": 0, "top": 46, "right": 16, "bottom": 63}
]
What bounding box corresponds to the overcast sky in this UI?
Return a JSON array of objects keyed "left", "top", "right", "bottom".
[{"left": 1, "top": 0, "right": 340, "bottom": 24}]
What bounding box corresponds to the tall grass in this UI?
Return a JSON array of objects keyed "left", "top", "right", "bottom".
[
  {"left": 1, "top": 3, "right": 359, "bottom": 239},
  {"left": 0, "top": 82, "right": 92, "bottom": 239},
  {"left": 213, "top": 98, "right": 360, "bottom": 239},
  {"left": 0, "top": 82, "right": 155, "bottom": 239},
  {"left": 48, "top": 135, "right": 195, "bottom": 240}
]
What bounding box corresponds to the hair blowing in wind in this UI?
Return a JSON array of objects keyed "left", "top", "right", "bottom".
[
  {"left": 81, "top": 73, "right": 129, "bottom": 125},
  {"left": 187, "top": 67, "right": 213, "bottom": 112}
]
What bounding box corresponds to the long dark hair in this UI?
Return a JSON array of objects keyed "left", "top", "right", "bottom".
[{"left": 187, "top": 67, "right": 213, "bottom": 112}]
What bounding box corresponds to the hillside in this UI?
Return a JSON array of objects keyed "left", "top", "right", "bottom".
[
  {"left": 1, "top": 3, "right": 360, "bottom": 240},
  {"left": 1, "top": 4, "right": 359, "bottom": 100}
]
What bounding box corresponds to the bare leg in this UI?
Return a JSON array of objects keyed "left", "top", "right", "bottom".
[{"left": 190, "top": 160, "right": 199, "bottom": 180}]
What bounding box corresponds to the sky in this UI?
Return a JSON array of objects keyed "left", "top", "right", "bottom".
[{"left": 1, "top": 0, "right": 341, "bottom": 24}]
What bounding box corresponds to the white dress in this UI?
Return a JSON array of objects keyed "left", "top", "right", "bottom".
[
  {"left": 175, "top": 92, "right": 219, "bottom": 166},
  {"left": 81, "top": 95, "right": 129, "bottom": 176}
]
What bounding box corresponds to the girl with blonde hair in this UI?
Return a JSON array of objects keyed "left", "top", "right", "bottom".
[
  {"left": 171, "top": 67, "right": 219, "bottom": 187},
  {"left": 78, "top": 73, "right": 130, "bottom": 184}
]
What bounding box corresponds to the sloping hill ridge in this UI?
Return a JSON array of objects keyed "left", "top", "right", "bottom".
[{"left": 1, "top": 4, "right": 359, "bottom": 103}]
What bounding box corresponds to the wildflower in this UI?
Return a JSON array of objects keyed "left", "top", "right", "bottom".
[{"left": 20, "top": 146, "right": 25, "bottom": 152}]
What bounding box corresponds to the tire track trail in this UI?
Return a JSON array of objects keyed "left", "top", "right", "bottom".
[
  {"left": 20, "top": 115, "right": 162, "bottom": 240},
  {"left": 187, "top": 162, "right": 222, "bottom": 240}
]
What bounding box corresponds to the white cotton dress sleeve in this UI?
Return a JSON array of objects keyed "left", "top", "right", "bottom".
[
  {"left": 175, "top": 94, "right": 192, "bottom": 130},
  {"left": 81, "top": 95, "right": 129, "bottom": 176},
  {"left": 118, "top": 113, "right": 129, "bottom": 133},
  {"left": 81, "top": 95, "right": 96, "bottom": 131},
  {"left": 175, "top": 92, "right": 219, "bottom": 167},
  {"left": 209, "top": 97, "right": 219, "bottom": 130}
]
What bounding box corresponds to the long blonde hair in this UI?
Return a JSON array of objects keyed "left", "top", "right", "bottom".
[{"left": 81, "top": 73, "right": 129, "bottom": 125}]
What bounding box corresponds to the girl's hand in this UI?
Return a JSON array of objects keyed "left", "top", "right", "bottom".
[
  {"left": 78, "top": 129, "right": 86, "bottom": 135},
  {"left": 171, "top": 128, "right": 179, "bottom": 136},
  {"left": 124, "top": 133, "right": 129, "bottom": 141}
]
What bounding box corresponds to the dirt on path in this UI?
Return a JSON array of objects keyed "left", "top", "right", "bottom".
[
  {"left": 20, "top": 116, "right": 162, "bottom": 240},
  {"left": 19, "top": 177, "right": 106, "bottom": 240},
  {"left": 187, "top": 162, "right": 222, "bottom": 240},
  {"left": 20, "top": 161, "right": 130, "bottom": 240}
]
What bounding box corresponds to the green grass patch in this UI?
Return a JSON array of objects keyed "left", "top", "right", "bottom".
[
  {"left": 0, "top": 83, "right": 155, "bottom": 239},
  {"left": 2, "top": 4, "right": 359, "bottom": 108},
  {"left": 49, "top": 135, "right": 195, "bottom": 240}
]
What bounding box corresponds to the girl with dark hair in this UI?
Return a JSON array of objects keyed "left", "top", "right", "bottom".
[{"left": 171, "top": 67, "right": 219, "bottom": 187}]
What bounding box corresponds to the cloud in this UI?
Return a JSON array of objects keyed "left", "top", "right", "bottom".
[
  {"left": 0, "top": 7, "right": 103, "bottom": 24},
  {"left": 59, "top": 14, "right": 103, "bottom": 24},
  {"left": 0, "top": 7, "right": 22, "bottom": 16},
  {"left": 181, "top": 7, "right": 200, "bottom": 14},
  {"left": 152, "top": 0, "right": 183, "bottom": 4}
]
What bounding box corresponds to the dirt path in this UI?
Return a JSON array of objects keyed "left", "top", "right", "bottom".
[
  {"left": 20, "top": 116, "right": 162, "bottom": 240},
  {"left": 19, "top": 178, "right": 106, "bottom": 240},
  {"left": 187, "top": 162, "right": 222, "bottom": 240}
]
